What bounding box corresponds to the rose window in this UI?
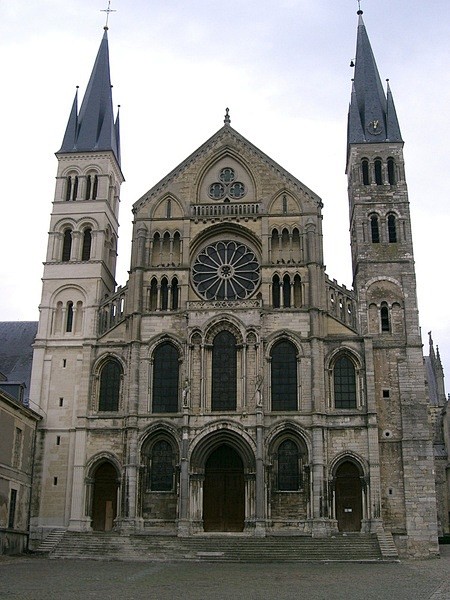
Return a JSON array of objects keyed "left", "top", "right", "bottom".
[
  {"left": 192, "top": 240, "right": 260, "bottom": 300},
  {"left": 208, "top": 168, "right": 246, "bottom": 201}
]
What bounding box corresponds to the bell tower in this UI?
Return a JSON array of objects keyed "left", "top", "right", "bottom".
[
  {"left": 346, "top": 10, "right": 439, "bottom": 556},
  {"left": 29, "top": 27, "right": 124, "bottom": 534}
]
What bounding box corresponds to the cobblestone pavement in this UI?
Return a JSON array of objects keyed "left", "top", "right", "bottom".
[{"left": 0, "top": 546, "right": 449, "bottom": 600}]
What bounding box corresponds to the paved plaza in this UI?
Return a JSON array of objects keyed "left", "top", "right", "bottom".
[{"left": 0, "top": 546, "right": 449, "bottom": 600}]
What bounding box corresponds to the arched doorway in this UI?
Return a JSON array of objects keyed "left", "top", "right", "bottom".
[
  {"left": 335, "top": 461, "right": 363, "bottom": 532},
  {"left": 203, "top": 444, "right": 245, "bottom": 532},
  {"left": 92, "top": 462, "right": 118, "bottom": 532}
]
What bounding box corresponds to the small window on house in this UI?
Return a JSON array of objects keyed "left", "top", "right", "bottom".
[
  {"left": 98, "top": 359, "right": 122, "bottom": 411},
  {"left": 8, "top": 489, "right": 17, "bottom": 528},
  {"left": 387, "top": 214, "right": 397, "bottom": 243},
  {"left": 382, "top": 389, "right": 390, "bottom": 399},
  {"left": 387, "top": 158, "right": 396, "bottom": 185},
  {"left": 282, "top": 195, "right": 288, "bottom": 214},
  {"left": 150, "top": 440, "right": 174, "bottom": 491},
  {"left": 370, "top": 215, "right": 380, "bottom": 243},
  {"left": 152, "top": 343, "right": 179, "bottom": 413},
  {"left": 166, "top": 198, "right": 172, "bottom": 219},
  {"left": 53, "top": 477, "right": 58, "bottom": 486},
  {"left": 362, "top": 159, "right": 370, "bottom": 185},
  {"left": 381, "top": 303, "right": 390, "bottom": 332},
  {"left": 277, "top": 440, "right": 300, "bottom": 491},
  {"left": 374, "top": 159, "right": 383, "bottom": 185},
  {"left": 59, "top": 397, "right": 64, "bottom": 407},
  {"left": 82, "top": 228, "right": 92, "bottom": 260},
  {"left": 56, "top": 436, "right": 61, "bottom": 446},
  {"left": 62, "top": 228, "right": 72, "bottom": 262},
  {"left": 66, "top": 301, "right": 74, "bottom": 332},
  {"left": 334, "top": 355, "right": 357, "bottom": 409},
  {"left": 12, "top": 428, "right": 23, "bottom": 468}
]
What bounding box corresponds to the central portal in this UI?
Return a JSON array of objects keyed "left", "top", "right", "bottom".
[{"left": 203, "top": 444, "right": 245, "bottom": 532}]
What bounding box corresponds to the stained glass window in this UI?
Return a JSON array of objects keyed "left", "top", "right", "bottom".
[
  {"left": 99, "top": 359, "right": 121, "bottom": 411},
  {"left": 192, "top": 241, "right": 260, "bottom": 301},
  {"left": 334, "top": 355, "right": 357, "bottom": 409},
  {"left": 150, "top": 440, "right": 174, "bottom": 491},
  {"left": 212, "top": 331, "right": 237, "bottom": 411},
  {"left": 278, "top": 440, "right": 300, "bottom": 491},
  {"left": 152, "top": 343, "right": 179, "bottom": 413},
  {"left": 271, "top": 340, "right": 297, "bottom": 411}
]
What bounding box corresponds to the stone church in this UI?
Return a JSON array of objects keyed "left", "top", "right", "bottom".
[{"left": 26, "top": 11, "right": 449, "bottom": 559}]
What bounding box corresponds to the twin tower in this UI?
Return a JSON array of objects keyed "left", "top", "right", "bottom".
[{"left": 29, "top": 14, "right": 442, "bottom": 558}]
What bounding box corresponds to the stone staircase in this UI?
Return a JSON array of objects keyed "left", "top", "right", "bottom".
[
  {"left": 34, "top": 529, "right": 66, "bottom": 554},
  {"left": 49, "top": 532, "right": 392, "bottom": 562}
]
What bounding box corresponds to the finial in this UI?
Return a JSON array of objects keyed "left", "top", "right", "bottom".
[
  {"left": 357, "top": 0, "right": 363, "bottom": 15},
  {"left": 101, "top": 1, "right": 116, "bottom": 28},
  {"left": 224, "top": 107, "right": 231, "bottom": 125}
]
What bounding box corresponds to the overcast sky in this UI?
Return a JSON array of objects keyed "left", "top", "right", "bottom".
[{"left": 1, "top": 0, "right": 449, "bottom": 385}]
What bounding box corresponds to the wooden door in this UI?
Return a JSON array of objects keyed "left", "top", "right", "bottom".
[
  {"left": 335, "top": 461, "right": 362, "bottom": 532},
  {"left": 92, "top": 462, "right": 118, "bottom": 531},
  {"left": 203, "top": 445, "right": 245, "bottom": 532}
]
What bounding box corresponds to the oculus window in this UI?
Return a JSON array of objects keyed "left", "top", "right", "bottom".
[{"left": 192, "top": 240, "right": 260, "bottom": 301}]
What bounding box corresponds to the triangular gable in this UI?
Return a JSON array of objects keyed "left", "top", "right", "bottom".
[{"left": 133, "top": 125, "right": 321, "bottom": 211}]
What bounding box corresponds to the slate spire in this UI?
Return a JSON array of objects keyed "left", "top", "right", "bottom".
[
  {"left": 347, "top": 11, "right": 402, "bottom": 148},
  {"left": 58, "top": 28, "right": 120, "bottom": 165}
]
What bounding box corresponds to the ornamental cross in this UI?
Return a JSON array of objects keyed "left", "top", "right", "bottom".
[{"left": 101, "top": 1, "right": 116, "bottom": 27}]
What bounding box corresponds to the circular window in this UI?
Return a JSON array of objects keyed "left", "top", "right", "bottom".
[
  {"left": 219, "top": 168, "right": 236, "bottom": 183},
  {"left": 229, "top": 182, "right": 246, "bottom": 199},
  {"left": 209, "top": 182, "right": 225, "bottom": 200},
  {"left": 192, "top": 240, "right": 260, "bottom": 300}
]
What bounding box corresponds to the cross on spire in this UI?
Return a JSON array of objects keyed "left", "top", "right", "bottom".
[{"left": 101, "top": 1, "right": 116, "bottom": 28}]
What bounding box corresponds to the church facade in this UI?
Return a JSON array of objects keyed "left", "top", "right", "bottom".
[{"left": 28, "top": 13, "right": 446, "bottom": 558}]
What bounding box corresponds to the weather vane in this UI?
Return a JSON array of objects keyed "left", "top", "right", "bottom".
[{"left": 101, "top": 1, "right": 116, "bottom": 28}]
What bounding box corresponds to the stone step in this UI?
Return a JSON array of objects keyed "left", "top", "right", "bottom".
[
  {"left": 34, "top": 529, "right": 66, "bottom": 554},
  {"left": 50, "top": 532, "right": 388, "bottom": 562}
]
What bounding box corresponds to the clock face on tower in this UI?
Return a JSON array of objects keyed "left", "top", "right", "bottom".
[
  {"left": 367, "top": 119, "right": 383, "bottom": 135},
  {"left": 192, "top": 240, "right": 260, "bottom": 301}
]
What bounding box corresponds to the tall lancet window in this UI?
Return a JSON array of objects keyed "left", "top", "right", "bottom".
[
  {"left": 62, "top": 229, "right": 72, "bottom": 262},
  {"left": 212, "top": 331, "right": 237, "bottom": 411},
  {"left": 81, "top": 228, "right": 92, "bottom": 261}
]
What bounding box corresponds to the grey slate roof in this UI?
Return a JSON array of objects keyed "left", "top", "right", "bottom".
[
  {"left": 58, "top": 29, "right": 121, "bottom": 165},
  {"left": 347, "top": 14, "right": 403, "bottom": 148},
  {"left": 0, "top": 322, "right": 38, "bottom": 403}
]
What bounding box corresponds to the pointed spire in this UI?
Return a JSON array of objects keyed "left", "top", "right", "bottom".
[
  {"left": 58, "top": 29, "right": 121, "bottom": 165},
  {"left": 115, "top": 105, "right": 121, "bottom": 165},
  {"left": 347, "top": 12, "right": 402, "bottom": 149},
  {"left": 59, "top": 88, "right": 79, "bottom": 152},
  {"left": 224, "top": 107, "right": 231, "bottom": 125},
  {"left": 386, "top": 79, "right": 402, "bottom": 141}
]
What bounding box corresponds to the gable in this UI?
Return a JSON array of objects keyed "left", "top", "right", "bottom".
[{"left": 133, "top": 125, "right": 322, "bottom": 219}]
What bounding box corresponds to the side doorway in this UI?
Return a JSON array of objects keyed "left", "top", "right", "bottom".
[
  {"left": 335, "top": 461, "right": 363, "bottom": 532},
  {"left": 92, "top": 462, "right": 119, "bottom": 531}
]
